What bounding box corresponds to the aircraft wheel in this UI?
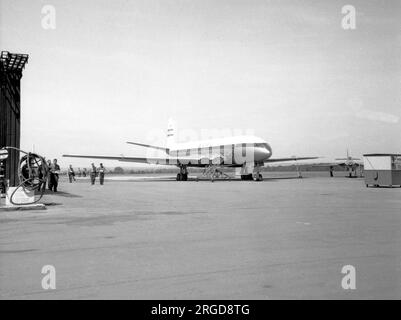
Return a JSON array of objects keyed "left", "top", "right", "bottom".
[{"left": 176, "top": 173, "right": 181, "bottom": 181}]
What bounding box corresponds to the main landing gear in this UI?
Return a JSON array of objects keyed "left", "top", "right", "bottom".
[
  {"left": 176, "top": 172, "right": 188, "bottom": 181},
  {"left": 176, "top": 165, "right": 188, "bottom": 181},
  {"left": 240, "top": 173, "right": 263, "bottom": 181}
]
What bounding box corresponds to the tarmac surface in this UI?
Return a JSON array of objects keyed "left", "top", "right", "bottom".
[{"left": 1, "top": 172, "right": 400, "bottom": 299}]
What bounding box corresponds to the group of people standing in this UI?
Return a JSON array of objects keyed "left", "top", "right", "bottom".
[
  {"left": 35, "top": 160, "right": 107, "bottom": 192},
  {"left": 69, "top": 167, "right": 88, "bottom": 178},
  {"left": 37, "top": 158, "right": 60, "bottom": 192},
  {"left": 67, "top": 163, "right": 106, "bottom": 185}
]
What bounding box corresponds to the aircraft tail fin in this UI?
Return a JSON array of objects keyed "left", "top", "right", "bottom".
[
  {"left": 335, "top": 148, "right": 360, "bottom": 161},
  {"left": 166, "top": 118, "right": 176, "bottom": 149}
]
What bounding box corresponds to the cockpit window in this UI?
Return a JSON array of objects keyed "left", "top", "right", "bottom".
[{"left": 254, "top": 143, "right": 268, "bottom": 149}]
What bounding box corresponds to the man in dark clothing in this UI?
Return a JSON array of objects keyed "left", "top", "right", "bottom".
[
  {"left": 47, "top": 159, "right": 52, "bottom": 190},
  {"left": 68, "top": 165, "right": 76, "bottom": 183},
  {"left": 37, "top": 158, "right": 48, "bottom": 191},
  {"left": 90, "top": 163, "right": 97, "bottom": 185},
  {"left": 49, "top": 159, "right": 60, "bottom": 192},
  {"left": 99, "top": 163, "right": 106, "bottom": 185},
  {"left": 329, "top": 166, "right": 334, "bottom": 177}
]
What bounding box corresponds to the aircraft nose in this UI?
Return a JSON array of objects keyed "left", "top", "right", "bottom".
[
  {"left": 254, "top": 143, "right": 272, "bottom": 161},
  {"left": 265, "top": 143, "right": 272, "bottom": 157}
]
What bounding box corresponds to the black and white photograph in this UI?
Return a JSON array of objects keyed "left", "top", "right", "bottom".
[{"left": 0, "top": 0, "right": 400, "bottom": 306}]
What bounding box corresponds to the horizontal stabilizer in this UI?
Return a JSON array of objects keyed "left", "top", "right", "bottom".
[{"left": 126, "top": 141, "right": 169, "bottom": 152}]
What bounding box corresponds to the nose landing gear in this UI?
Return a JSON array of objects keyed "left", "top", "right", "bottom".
[
  {"left": 252, "top": 163, "right": 263, "bottom": 182},
  {"left": 240, "top": 174, "right": 253, "bottom": 180},
  {"left": 240, "top": 163, "right": 264, "bottom": 181}
]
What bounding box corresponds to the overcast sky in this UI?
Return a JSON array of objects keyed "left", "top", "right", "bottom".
[{"left": 1, "top": 0, "right": 400, "bottom": 168}]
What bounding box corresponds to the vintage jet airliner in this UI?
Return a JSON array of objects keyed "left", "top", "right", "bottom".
[{"left": 63, "top": 120, "right": 318, "bottom": 181}]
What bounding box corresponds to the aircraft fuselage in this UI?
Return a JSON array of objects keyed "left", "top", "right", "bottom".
[{"left": 165, "top": 135, "right": 272, "bottom": 166}]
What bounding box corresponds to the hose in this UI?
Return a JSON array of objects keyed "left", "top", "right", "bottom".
[{"left": 1, "top": 147, "right": 49, "bottom": 206}]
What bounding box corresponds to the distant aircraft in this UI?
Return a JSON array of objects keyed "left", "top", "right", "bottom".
[
  {"left": 63, "top": 119, "right": 318, "bottom": 181},
  {"left": 328, "top": 149, "right": 363, "bottom": 177}
]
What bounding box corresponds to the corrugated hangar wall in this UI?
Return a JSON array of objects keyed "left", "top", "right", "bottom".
[{"left": 0, "top": 51, "right": 28, "bottom": 187}]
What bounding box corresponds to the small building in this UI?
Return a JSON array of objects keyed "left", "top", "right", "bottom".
[{"left": 363, "top": 154, "right": 401, "bottom": 187}]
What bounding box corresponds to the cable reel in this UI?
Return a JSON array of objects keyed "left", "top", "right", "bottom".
[{"left": 1, "top": 147, "right": 49, "bottom": 205}]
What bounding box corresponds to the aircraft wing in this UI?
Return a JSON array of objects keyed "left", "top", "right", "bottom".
[
  {"left": 281, "top": 160, "right": 363, "bottom": 168},
  {"left": 306, "top": 161, "right": 362, "bottom": 167},
  {"left": 264, "top": 156, "right": 319, "bottom": 164},
  {"left": 63, "top": 154, "right": 218, "bottom": 166},
  {"left": 335, "top": 157, "right": 361, "bottom": 161}
]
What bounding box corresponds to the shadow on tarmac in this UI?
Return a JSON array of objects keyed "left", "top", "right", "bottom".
[{"left": 39, "top": 190, "right": 82, "bottom": 198}]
